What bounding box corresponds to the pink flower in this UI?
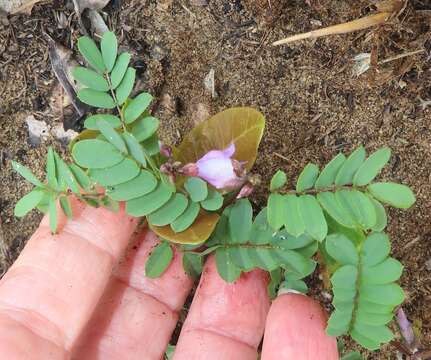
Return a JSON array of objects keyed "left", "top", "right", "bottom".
[{"left": 181, "top": 143, "right": 246, "bottom": 190}]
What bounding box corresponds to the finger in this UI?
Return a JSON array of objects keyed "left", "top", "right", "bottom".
[
  {"left": 261, "top": 293, "right": 338, "bottom": 360},
  {"left": 73, "top": 229, "right": 194, "bottom": 360},
  {"left": 0, "top": 199, "right": 138, "bottom": 357},
  {"left": 173, "top": 256, "right": 270, "bottom": 360}
]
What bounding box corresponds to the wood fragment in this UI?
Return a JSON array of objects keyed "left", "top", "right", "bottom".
[{"left": 273, "top": 12, "right": 391, "bottom": 46}]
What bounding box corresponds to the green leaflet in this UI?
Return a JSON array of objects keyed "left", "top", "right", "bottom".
[
  {"left": 315, "top": 153, "right": 346, "bottom": 189},
  {"left": 78, "top": 88, "right": 116, "bottom": 109},
  {"left": 298, "top": 195, "right": 327, "bottom": 241},
  {"left": 142, "top": 134, "right": 160, "bottom": 155},
  {"left": 270, "top": 170, "right": 287, "bottom": 191},
  {"left": 184, "top": 177, "right": 208, "bottom": 202},
  {"left": 106, "top": 170, "right": 157, "bottom": 201},
  {"left": 69, "top": 164, "right": 92, "bottom": 191},
  {"left": 229, "top": 198, "right": 253, "bottom": 243},
  {"left": 326, "top": 234, "right": 358, "bottom": 265},
  {"left": 267, "top": 193, "right": 286, "bottom": 230},
  {"left": 101, "top": 31, "right": 118, "bottom": 72},
  {"left": 89, "top": 158, "right": 140, "bottom": 186},
  {"left": 130, "top": 116, "right": 159, "bottom": 141},
  {"left": 84, "top": 114, "right": 121, "bottom": 130},
  {"left": 55, "top": 156, "right": 80, "bottom": 194},
  {"left": 335, "top": 146, "right": 366, "bottom": 186},
  {"left": 46, "top": 147, "right": 58, "bottom": 190},
  {"left": 201, "top": 188, "right": 223, "bottom": 211},
  {"left": 326, "top": 232, "right": 404, "bottom": 350},
  {"left": 72, "top": 139, "right": 124, "bottom": 169},
  {"left": 11, "top": 161, "right": 44, "bottom": 187},
  {"left": 353, "top": 147, "right": 391, "bottom": 186},
  {"left": 14, "top": 189, "right": 45, "bottom": 217},
  {"left": 340, "top": 351, "right": 363, "bottom": 360},
  {"left": 335, "top": 190, "right": 376, "bottom": 230},
  {"left": 284, "top": 194, "right": 305, "bottom": 237},
  {"left": 126, "top": 181, "right": 174, "bottom": 216},
  {"left": 215, "top": 248, "right": 241, "bottom": 282},
  {"left": 72, "top": 67, "right": 109, "bottom": 91},
  {"left": 97, "top": 119, "right": 127, "bottom": 154},
  {"left": 369, "top": 197, "right": 387, "bottom": 232},
  {"left": 115, "top": 67, "right": 136, "bottom": 105},
  {"left": 182, "top": 252, "right": 203, "bottom": 279},
  {"left": 59, "top": 196, "right": 73, "bottom": 219},
  {"left": 145, "top": 241, "right": 173, "bottom": 278},
  {"left": 48, "top": 193, "right": 58, "bottom": 233},
  {"left": 111, "top": 53, "right": 131, "bottom": 89},
  {"left": 317, "top": 192, "right": 355, "bottom": 228},
  {"left": 124, "top": 93, "right": 153, "bottom": 124},
  {"left": 122, "top": 132, "right": 146, "bottom": 167},
  {"left": 368, "top": 182, "right": 416, "bottom": 209},
  {"left": 148, "top": 193, "right": 188, "bottom": 226},
  {"left": 77, "top": 36, "right": 105, "bottom": 73},
  {"left": 296, "top": 163, "right": 319, "bottom": 192},
  {"left": 171, "top": 202, "right": 200, "bottom": 233}
]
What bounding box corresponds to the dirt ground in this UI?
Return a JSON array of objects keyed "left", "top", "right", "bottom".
[{"left": 0, "top": 0, "right": 430, "bottom": 358}]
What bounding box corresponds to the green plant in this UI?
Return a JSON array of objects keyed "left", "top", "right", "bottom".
[{"left": 12, "top": 32, "right": 415, "bottom": 353}]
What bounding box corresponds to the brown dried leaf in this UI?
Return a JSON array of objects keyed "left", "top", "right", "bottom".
[{"left": 150, "top": 212, "right": 220, "bottom": 244}]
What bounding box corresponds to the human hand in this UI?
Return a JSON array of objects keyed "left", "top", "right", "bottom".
[{"left": 0, "top": 200, "right": 338, "bottom": 359}]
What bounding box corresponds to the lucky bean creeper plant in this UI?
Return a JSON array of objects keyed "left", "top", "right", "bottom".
[{"left": 11, "top": 32, "right": 416, "bottom": 353}]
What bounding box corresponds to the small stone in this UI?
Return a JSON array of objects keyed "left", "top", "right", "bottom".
[
  {"left": 190, "top": 102, "right": 210, "bottom": 125},
  {"left": 25, "top": 116, "right": 49, "bottom": 146},
  {"left": 204, "top": 68, "right": 216, "bottom": 98},
  {"left": 425, "top": 259, "right": 431, "bottom": 271}
]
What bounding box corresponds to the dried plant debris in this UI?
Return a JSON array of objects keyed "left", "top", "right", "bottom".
[
  {"left": 273, "top": 0, "right": 404, "bottom": 46},
  {"left": 46, "top": 35, "right": 90, "bottom": 130},
  {"left": 0, "top": 0, "right": 44, "bottom": 14}
]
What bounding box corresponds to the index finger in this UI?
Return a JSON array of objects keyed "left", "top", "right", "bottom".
[{"left": 0, "top": 199, "right": 138, "bottom": 353}]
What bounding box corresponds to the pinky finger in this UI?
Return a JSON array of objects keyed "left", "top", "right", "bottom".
[{"left": 261, "top": 293, "right": 339, "bottom": 360}]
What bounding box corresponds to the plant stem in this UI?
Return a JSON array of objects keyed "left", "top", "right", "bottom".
[
  {"left": 105, "top": 73, "right": 127, "bottom": 132},
  {"left": 278, "top": 184, "right": 367, "bottom": 196}
]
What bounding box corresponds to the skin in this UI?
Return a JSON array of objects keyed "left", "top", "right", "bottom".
[{"left": 0, "top": 200, "right": 339, "bottom": 359}]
